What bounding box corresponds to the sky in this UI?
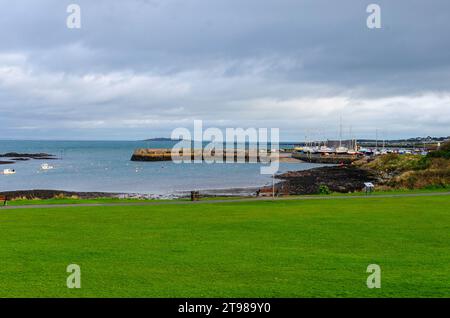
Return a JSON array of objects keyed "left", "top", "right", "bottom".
[{"left": 0, "top": 0, "right": 449, "bottom": 141}]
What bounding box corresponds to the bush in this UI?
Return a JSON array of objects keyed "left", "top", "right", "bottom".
[
  {"left": 423, "top": 184, "right": 449, "bottom": 190},
  {"left": 319, "top": 185, "right": 331, "bottom": 195},
  {"left": 392, "top": 169, "right": 450, "bottom": 189},
  {"left": 414, "top": 156, "right": 431, "bottom": 170},
  {"left": 365, "top": 153, "right": 425, "bottom": 173},
  {"left": 427, "top": 141, "right": 450, "bottom": 159}
]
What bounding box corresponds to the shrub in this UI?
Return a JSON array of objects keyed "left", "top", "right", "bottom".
[
  {"left": 319, "top": 185, "right": 331, "bottom": 195},
  {"left": 365, "top": 153, "right": 424, "bottom": 173},
  {"left": 427, "top": 141, "right": 450, "bottom": 159}
]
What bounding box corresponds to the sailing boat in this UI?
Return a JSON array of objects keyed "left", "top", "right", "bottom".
[
  {"left": 335, "top": 116, "right": 348, "bottom": 154},
  {"left": 318, "top": 139, "right": 333, "bottom": 154},
  {"left": 346, "top": 126, "right": 358, "bottom": 155}
]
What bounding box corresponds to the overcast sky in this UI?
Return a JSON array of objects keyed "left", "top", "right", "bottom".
[{"left": 0, "top": 0, "right": 449, "bottom": 141}]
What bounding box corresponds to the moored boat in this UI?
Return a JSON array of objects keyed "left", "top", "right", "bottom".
[
  {"left": 41, "top": 163, "right": 54, "bottom": 170},
  {"left": 3, "top": 168, "right": 16, "bottom": 175}
]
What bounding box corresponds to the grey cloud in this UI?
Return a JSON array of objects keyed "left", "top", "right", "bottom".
[{"left": 0, "top": 0, "right": 449, "bottom": 140}]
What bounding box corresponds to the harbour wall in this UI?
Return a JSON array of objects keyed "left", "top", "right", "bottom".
[
  {"left": 291, "top": 152, "right": 362, "bottom": 164},
  {"left": 131, "top": 148, "right": 276, "bottom": 162}
]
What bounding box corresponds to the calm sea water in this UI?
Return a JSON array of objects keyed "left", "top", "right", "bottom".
[{"left": 0, "top": 140, "right": 323, "bottom": 196}]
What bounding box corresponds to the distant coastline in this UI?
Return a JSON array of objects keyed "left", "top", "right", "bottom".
[{"left": 143, "top": 138, "right": 184, "bottom": 142}]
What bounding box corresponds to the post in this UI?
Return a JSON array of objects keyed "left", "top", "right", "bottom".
[
  {"left": 190, "top": 191, "right": 200, "bottom": 201},
  {"left": 272, "top": 174, "right": 275, "bottom": 199}
]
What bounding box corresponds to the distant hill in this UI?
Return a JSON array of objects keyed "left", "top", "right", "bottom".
[{"left": 143, "top": 138, "right": 185, "bottom": 142}]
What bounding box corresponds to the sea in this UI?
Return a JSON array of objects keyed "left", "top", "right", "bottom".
[{"left": 0, "top": 140, "right": 323, "bottom": 197}]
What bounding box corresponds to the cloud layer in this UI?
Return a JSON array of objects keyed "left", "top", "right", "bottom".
[{"left": 0, "top": 0, "right": 449, "bottom": 140}]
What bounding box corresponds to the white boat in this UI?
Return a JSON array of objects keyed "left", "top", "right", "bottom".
[
  {"left": 3, "top": 168, "right": 16, "bottom": 175},
  {"left": 335, "top": 146, "right": 349, "bottom": 154},
  {"left": 300, "top": 146, "right": 315, "bottom": 153},
  {"left": 41, "top": 163, "right": 54, "bottom": 170},
  {"left": 318, "top": 146, "right": 334, "bottom": 154}
]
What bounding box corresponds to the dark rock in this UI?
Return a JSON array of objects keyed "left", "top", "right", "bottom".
[
  {"left": 0, "top": 160, "right": 15, "bottom": 165},
  {"left": 0, "top": 152, "right": 56, "bottom": 159},
  {"left": 263, "top": 165, "right": 379, "bottom": 195}
]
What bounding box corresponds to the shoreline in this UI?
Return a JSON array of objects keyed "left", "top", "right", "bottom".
[
  {"left": 0, "top": 186, "right": 263, "bottom": 200},
  {"left": 0, "top": 165, "right": 372, "bottom": 200}
]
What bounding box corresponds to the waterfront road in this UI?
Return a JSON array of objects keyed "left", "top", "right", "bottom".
[{"left": 1, "top": 192, "right": 449, "bottom": 210}]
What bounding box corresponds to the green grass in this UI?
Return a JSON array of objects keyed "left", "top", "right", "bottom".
[
  {"left": 5, "top": 196, "right": 251, "bottom": 206},
  {"left": 328, "top": 187, "right": 450, "bottom": 197},
  {"left": 6, "top": 188, "right": 449, "bottom": 206},
  {"left": 1, "top": 195, "right": 449, "bottom": 297}
]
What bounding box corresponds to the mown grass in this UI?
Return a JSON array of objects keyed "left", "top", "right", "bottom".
[
  {"left": 5, "top": 196, "right": 251, "bottom": 206},
  {"left": 5, "top": 188, "right": 449, "bottom": 206},
  {"left": 1, "top": 195, "right": 449, "bottom": 297},
  {"left": 328, "top": 187, "right": 450, "bottom": 197}
]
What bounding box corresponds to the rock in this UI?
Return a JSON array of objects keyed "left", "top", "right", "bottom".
[
  {"left": 261, "top": 165, "right": 379, "bottom": 195},
  {"left": 0, "top": 160, "right": 15, "bottom": 165},
  {"left": 0, "top": 152, "right": 56, "bottom": 159}
]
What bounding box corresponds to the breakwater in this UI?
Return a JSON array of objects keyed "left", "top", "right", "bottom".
[{"left": 131, "top": 148, "right": 276, "bottom": 162}]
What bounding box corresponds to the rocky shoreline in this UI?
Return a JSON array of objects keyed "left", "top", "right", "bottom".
[
  {"left": 0, "top": 189, "right": 120, "bottom": 200},
  {"left": 0, "top": 189, "right": 189, "bottom": 200},
  {"left": 0, "top": 187, "right": 260, "bottom": 201},
  {"left": 259, "top": 165, "right": 379, "bottom": 195}
]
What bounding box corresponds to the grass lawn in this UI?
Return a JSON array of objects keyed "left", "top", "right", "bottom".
[
  {"left": 5, "top": 187, "right": 449, "bottom": 206},
  {"left": 0, "top": 195, "right": 449, "bottom": 297},
  {"left": 5, "top": 196, "right": 249, "bottom": 206}
]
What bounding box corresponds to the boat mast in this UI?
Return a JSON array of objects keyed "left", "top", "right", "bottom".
[
  {"left": 349, "top": 125, "right": 353, "bottom": 150},
  {"left": 375, "top": 129, "right": 378, "bottom": 150}
]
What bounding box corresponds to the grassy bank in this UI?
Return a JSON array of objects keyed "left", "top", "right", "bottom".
[
  {"left": 1, "top": 195, "right": 449, "bottom": 297},
  {"left": 356, "top": 141, "right": 450, "bottom": 189}
]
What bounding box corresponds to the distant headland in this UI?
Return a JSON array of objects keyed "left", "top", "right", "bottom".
[{"left": 143, "top": 138, "right": 185, "bottom": 142}]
